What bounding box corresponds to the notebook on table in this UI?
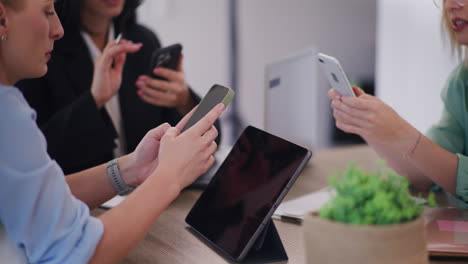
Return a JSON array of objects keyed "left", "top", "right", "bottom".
[{"left": 425, "top": 207, "right": 468, "bottom": 257}]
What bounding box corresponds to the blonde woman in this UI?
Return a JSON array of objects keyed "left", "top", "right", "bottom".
[
  {"left": 328, "top": 0, "right": 468, "bottom": 207},
  {"left": 0, "top": 0, "right": 223, "bottom": 263}
]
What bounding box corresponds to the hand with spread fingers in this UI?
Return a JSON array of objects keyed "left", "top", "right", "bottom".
[
  {"left": 328, "top": 86, "right": 419, "bottom": 156},
  {"left": 136, "top": 54, "right": 196, "bottom": 115},
  {"left": 91, "top": 39, "right": 143, "bottom": 109}
]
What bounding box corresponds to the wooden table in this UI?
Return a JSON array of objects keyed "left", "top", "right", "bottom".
[{"left": 96, "top": 145, "right": 468, "bottom": 263}]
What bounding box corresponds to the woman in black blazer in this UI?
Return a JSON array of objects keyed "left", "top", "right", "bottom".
[{"left": 18, "top": 0, "right": 221, "bottom": 174}]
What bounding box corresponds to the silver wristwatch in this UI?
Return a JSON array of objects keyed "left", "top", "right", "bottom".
[{"left": 107, "top": 158, "right": 135, "bottom": 196}]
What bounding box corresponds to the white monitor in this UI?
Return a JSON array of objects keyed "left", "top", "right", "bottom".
[{"left": 265, "top": 47, "right": 332, "bottom": 150}]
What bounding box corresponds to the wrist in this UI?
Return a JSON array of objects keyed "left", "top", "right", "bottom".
[
  {"left": 117, "top": 154, "right": 140, "bottom": 187},
  {"left": 91, "top": 89, "right": 106, "bottom": 109},
  {"left": 396, "top": 123, "right": 421, "bottom": 157},
  {"left": 107, "top": 158, "right": 136, "bottom": 196},
  {"left": 404, "top": 131, "right": 422, "bottom": 160},
  {"left": 151, "top": 164, "right": 182, "bottom": 198}
]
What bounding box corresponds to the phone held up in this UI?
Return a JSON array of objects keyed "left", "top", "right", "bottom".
[
  {"left": 317, "top": 53, "right": 356, "bottom": 97},
  {"left": 148, "top": 43, "right": 183, "bottom": 81},
  {"left": 181, "top": 84, "right": 235, "bottom": 133}
]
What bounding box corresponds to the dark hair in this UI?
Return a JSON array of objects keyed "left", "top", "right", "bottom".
[{"left": 55, "top": 0, "right": 143, "bottom": 35}]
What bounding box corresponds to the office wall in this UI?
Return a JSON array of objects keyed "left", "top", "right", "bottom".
[
  {"left": 138, "top": 1, "right": 377, "bottom": 145},
  {"left": 137, "top": 0, "right": 230, "bottom": 98},
  {"left": 376, "top": 0, "right": 459, "bottom": 133},
  {"left": 137, "top": 1, "right": 453, "bottom": 143},
  {"left": 237, "top": 0, "right": 377, "bottom": 129}
]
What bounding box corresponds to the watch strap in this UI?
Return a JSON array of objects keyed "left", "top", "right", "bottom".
[{"left": 107, "top": 158, "right": 135, "bottom": 196}]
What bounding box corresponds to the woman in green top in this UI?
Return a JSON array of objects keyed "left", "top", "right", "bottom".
[{"left": 328, "top": 0, "right": 468, "bottom": 207}]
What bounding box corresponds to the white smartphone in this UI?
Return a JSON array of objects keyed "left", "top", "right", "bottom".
[{"left": 317, "top": 53, "right": 356, "bottom": 97}]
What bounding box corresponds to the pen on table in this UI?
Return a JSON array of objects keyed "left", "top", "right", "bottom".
[
  {"left": 280, "top": 214, "right": 302, "bottom": 224},
  {"left": 273, "top": 213, "right": 302, "bottom": 225}
]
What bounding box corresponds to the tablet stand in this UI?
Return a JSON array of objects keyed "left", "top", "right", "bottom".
[{"left": 240, "top": 219, "right": 288, "bottom": 263}]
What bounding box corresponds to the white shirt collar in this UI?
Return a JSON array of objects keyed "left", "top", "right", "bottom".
[{"left": 81, "top": 24, "right": 115, "bottom": 60}]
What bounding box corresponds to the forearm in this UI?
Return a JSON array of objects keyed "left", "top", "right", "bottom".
[
  {"left": 89, "top": 166, "right": 180, "bottom": 264},
  {"left": 66, "top": 163, "right": 115, "bottom": 208},
  {"left": 369, "top": 134, "right": 457, "bottom": 194},
  {"left": 407, "top": 135, "right": 457, "bottom": 194},
  {"left": 370, "top": 142, "right": 432, "bottom": 189},
  {"left": 66, "top": 155, "right": 138, "bottom": 209}
]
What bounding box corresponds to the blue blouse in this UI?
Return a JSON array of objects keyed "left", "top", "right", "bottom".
[{"left": 0, "top": 85, "right": 103, "bottom": 263}]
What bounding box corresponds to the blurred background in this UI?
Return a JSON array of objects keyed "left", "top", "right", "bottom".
[{"left": 138, "top": 0, "right": 459, "bottom": 149}]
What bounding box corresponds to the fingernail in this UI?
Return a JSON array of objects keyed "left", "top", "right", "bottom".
[
  {"left": 136, "top": 81, "right": 145, "bottom": 87},
  {"left": 154, "top": 68, "right": 161, "bottom": 74},
  {"left": 217, "top": 103, "right": 225, "bottom": 110}
]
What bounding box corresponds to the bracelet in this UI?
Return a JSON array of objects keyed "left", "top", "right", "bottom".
[
  {"left": 404, "top": 132, "right": 422, "bottom": 160},
  {"left": 106, "top": 159, "right": 135, "bottom": 196}
]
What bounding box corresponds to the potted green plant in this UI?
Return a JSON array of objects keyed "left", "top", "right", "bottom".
[{"left": 303, "top": 163, "right": 434, "bottom": 264}]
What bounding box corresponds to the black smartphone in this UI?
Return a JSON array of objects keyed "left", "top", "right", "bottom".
[{"left": 148, "top": 43, "right": 183, "bottom": 80}]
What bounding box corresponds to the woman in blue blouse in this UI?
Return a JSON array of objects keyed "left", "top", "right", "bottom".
[{"left": 0, "top": 0, "right": 223, "bottom": 263}]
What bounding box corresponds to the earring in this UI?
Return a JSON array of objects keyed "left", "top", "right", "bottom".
[{"left": 0, "top": 35, "right": 6, "bottom": 41}]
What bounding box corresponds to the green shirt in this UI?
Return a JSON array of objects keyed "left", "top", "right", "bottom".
[{"left": 427, "top": 64, "right": 468, "bottom": 208}]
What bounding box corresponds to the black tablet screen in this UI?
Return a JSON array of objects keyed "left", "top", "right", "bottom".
[{"left": 186, "top": 126, "right": 311, "bottom": 259}]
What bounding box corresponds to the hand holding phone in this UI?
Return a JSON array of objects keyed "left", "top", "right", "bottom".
[
  {"left": 181, "top": 84, "right": 235, "bottom": 133},
  {"left": 317, "top": 53, "right": 356, "bottom": 97},
  {"left": 148, "top": 43, "right": 183, "bottom": 81}
]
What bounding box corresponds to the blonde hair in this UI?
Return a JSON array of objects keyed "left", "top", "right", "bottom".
[{"left": 442, "top": 4, "right": 467, "bottom": 64}]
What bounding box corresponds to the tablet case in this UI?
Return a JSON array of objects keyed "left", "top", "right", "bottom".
[
  {"left": 186, "top": 126, "right": 311, "bottom": 263},
  {"left": 238, "top": 219, "right": 288, "bottom": 263}
]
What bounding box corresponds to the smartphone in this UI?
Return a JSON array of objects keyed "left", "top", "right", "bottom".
[
  {"left": 148, "top": 43, "right": 183, "bottom": 81},
  {"left": 181, "top": 84, "right": 235, "bottom": 133},
  {"left": 317, "top": 53, "right": 356, "bottom": 97}
]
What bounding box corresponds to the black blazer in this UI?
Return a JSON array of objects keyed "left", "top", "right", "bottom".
[{"left": 17, "top": 24, "right": 220, "bottom": 174}]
